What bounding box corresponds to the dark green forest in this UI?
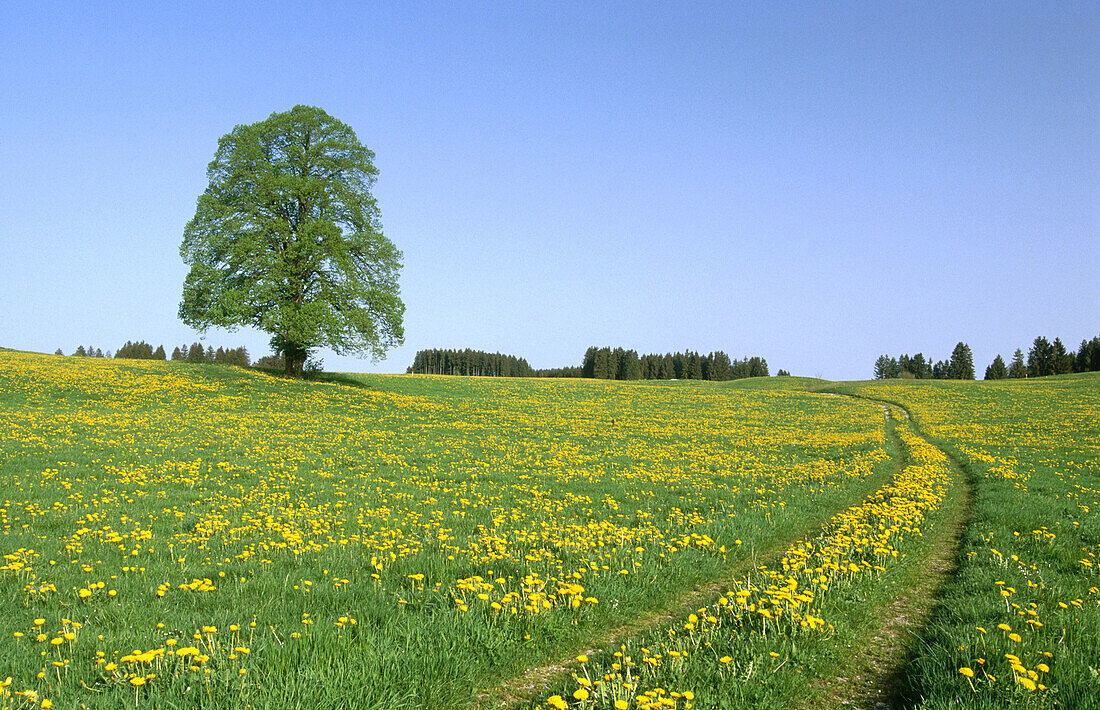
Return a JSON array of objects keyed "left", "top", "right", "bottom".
[
  {"left": 407, "top": 349, "right": 536, "bottom": 377},
  {"left": 579, "top": 347, "right": 768, "bottom": 381},
  {"left": 873, "top": 342, "right": 975, "bottom": 380},
  {"left": 874, "top": 335, "right": 1100, "bottom": 380},
  {"left": 408, "top": 347, "right": 770, "bottom": 381},
  {"left": 61, "top": 341, "right": 252, "bottom": 367}
]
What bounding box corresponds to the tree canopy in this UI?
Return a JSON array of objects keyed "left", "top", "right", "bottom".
[{"left": 179, "top": 105, "right": 404, "bottom": 376}]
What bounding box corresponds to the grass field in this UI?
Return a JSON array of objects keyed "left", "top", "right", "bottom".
[
  {"left": 1, "top": 350, "right": 1097, "bottom": 709},
  {"left": 834, "top": 376, "right": 1100, "bottom": 708}
]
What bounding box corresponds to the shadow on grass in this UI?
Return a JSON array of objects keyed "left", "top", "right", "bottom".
[
  {"left": 250, "top": 366, "right": 384, "bottom": 393},
  {"left": 310, "top": 371, "right": 377, "bottom": 390}
]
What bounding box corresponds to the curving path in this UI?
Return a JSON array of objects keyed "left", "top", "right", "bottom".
[
  {"left": 471, "top": 391, "right": 974, "bottom": 710},
  {"left": 797, "top": 394, "right": 973, "bottom": 709}
]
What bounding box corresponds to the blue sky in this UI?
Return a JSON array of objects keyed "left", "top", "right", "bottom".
[{"left": 2, "top": 2, "right": 1097, "bottom": 379}]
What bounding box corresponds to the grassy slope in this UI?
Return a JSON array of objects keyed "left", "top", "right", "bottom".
[
  {"left": 523, "top": 400, "right": 966, "bottom": 710},
  {"left": 836, "top": 374, "right": 1100, "bottom": 708},
  {"left": 4, "top": 347, "right": 1095, "bottom": 709},
  {"left": 0, "top": 352, "right": 888, "bottom": 710}
]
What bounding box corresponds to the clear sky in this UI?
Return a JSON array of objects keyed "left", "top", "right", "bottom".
[{"left": 2, "top": 2, "right": 1097, "bottom": 380}]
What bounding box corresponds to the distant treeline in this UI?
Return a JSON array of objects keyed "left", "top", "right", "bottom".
[
  {"left": 874, "top": 335, "right": 1100, "bottom": 381},
  {"left": 408, "top": 346, "right": 772, "bottom": 380},
  {"left": 577, "top": 347, "right": 769, "bottom": 381},
  {"left": 59, "top": 341, "right": 258, "bottom": 368},
  {"left": 407, "top": 349, "right": 536, "bottom": 377},
  {"left": 169, "top": 343, "right": 252, "bottom": 367},
  {"left": 874, "top": 342, "right": 975, "bottom": 380},
  {"left": 984, "top": 335, "right": 1100, "bottom": 380}
]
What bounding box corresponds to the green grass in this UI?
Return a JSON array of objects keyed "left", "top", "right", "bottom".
[
  {"left": 835, "top": 375, "right": 1100, "bottom": 707},
  {"left": 4, "top": 349, "right": 1095, "bottom": 709},
  {"left": 526, "top": 405, "right": 964, "bottom": 710},
  {"left": 0, "top": 351, "right": 889, "bottom": 709}
]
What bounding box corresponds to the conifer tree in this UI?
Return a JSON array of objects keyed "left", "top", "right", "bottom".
[
  {"left": 1009, "top": 349, "right": 1027, "bottom": 378},
  {"left": 949, "top": 342, "right": 975, "bottom": 379},
  {"left": 187, "top": 342, "right": 206, "bottom": 363},
  {"left": 874, "top": 355, "right": 892, "bottom": 379},
  {"left": 984, "top": 354, "right": 1008, "bottom": 380},
  {"left": 1052, "top": 338, "right": 1073, "bottom": 374},
  {"left": 1028, "top": 337, "right": 1054, "bottom": 377}
]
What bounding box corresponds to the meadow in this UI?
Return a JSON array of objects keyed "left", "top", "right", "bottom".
[
  {"left": 1, "top": 350, "right": 889, "bottom": 709},
  {"left": 1, "top": 350, "right": 1096, "bottom": 709},
  {"left": 833, "top": 375, "right": 1100, "bottom": 708}
]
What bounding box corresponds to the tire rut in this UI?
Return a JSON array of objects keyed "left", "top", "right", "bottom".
[
  {"left": 469, "top": 396, "right": 907, "bottom": 710},
  {"left": 798, "top": 395, "right": 974, "bottom": 710}
]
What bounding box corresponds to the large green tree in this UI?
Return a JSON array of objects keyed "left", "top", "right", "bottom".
[{"left": 179, "top": 105, "right": 404, "bottom": 376}]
